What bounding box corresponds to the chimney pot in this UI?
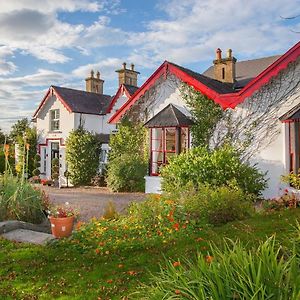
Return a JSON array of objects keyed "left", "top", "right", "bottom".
[
  {"left": 96, "top": 71, "right": 100, "bottom": 79},
  {"left": 91, "top": 70, "right": 94, "bottom": 77},
  {"left": 227, "top": 49, "right": 232, "bottom": 59},
  {"left": 216, "top": 48, "right": 222, "bottom": 60},
  {"left": 123, "top": 62, "right": 126, "bottom": 69},
  {"left": 131, "top": 63, "right": 135, "bottom": 71}
]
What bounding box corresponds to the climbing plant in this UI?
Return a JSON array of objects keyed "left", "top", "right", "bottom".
[{"left": 181, "top": 84, "right": 223, "bottom": 147}]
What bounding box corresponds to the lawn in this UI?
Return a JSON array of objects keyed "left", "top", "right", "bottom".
[{"left": 0, "top": 208, "right": 299, "bottom": 299}]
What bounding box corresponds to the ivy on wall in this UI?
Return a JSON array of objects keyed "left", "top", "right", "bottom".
[{"left": 181, "top": 84, "right": 223, "bottom": 147}]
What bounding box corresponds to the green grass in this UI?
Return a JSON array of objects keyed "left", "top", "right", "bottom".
[{"left": 0, "top": 209, "right": 299, "bottom": 299}]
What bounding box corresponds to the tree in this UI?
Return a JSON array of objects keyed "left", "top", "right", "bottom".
[
  {"left": 66, "top": 128, "right": 101, "bottom": 186},
  {"left": 9, "top": 118, "right": 30, "bottom": 143}
]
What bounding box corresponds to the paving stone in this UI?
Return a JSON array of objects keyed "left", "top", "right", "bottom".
[{"left": 1, "top": 229, "right": 55, "bottom": 245}]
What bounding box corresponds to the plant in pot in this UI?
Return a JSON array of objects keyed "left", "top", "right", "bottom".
[
  {"left": 48, "top": 202, "right": 79, "bottom": 238},
  {"left": 51, "top": 158, "right": 59, "bottom": 187}
]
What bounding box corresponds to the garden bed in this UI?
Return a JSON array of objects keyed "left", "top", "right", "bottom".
[{"left": 0, "top": 208, "right": 299, "bottom": 299}]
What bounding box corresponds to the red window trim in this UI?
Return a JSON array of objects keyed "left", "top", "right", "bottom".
[{"left": 150, "top": 126, "right": 190, "bottom": 176}]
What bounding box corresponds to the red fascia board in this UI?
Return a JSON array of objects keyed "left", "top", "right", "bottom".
[
  {"left": 33, "top": 86, "right": 73, "bottom": 118},
  {"left": 218, "top": 41, "right": 300, "bottom": 108},
  {"left": 106, "top": 84, "right": 132, "bottom": 114},
  {"left": 32, "top": 88, "right": 51, "bottom": 118},
  {"left": 52, "top": 87, "right": 73, "bottom": 113},
  {"left": 109, "top": 61, "right": 167, "bottom": 124}
]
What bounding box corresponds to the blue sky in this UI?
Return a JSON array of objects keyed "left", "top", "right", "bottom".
[{"left": 0, "top": 0, "right": 299, "bottom": 132}]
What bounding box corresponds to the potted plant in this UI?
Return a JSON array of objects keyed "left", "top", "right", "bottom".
[{"left": 48, "top": 202, "right": 79, "bottom": 238}]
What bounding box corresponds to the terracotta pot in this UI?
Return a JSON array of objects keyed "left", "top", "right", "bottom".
[{"left": 48, "top": 216, "right": 75, "bottom": 238}]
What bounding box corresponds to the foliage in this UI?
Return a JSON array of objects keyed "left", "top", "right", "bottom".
[
  {"left": 0, "top": 144, "right": 15, "bottom": 174},
  {"left": 108, "top": 118, "right": 148, "bottom": 162},
  {"left": 48, "top": 202, "right": 79, "bottom": 218},
  {"left": 0, "top": 209, "right": 300, "bottom": 299},
  {"left": 51, "top": 157, "right": 59, "bottom": 181},
  {"left": 32, "top": 154, "right": 41, "bottom": 177},
  {"left": 0, "top": 128, "right": 6, "bottom": 145},
  {"left": 182, "top": 184, "right": 255, "bottom": 226},
  {"left": 161, "top": 145, "right": 267, "bottom": 196},
  {"left": 9, "top": 118, "right": 31, "bottom": 143},
  {"left": 263, "top": 190, "right": 300, "bottom": 211},
  {"left": 106, "top": 154, "right": 147, "bottom": 192},
  {"left": 181, "top": 85, "right": 223, "bottom": 147},
  {"left": 107, "top": 119, "right": 148, "bottom": 192},
  {"left": 66, "top": 128, "right": 101, "bottom": 186},
  {"left": 15, "top": 127, "right": 37, "bottom": 178},
  {"left": 281, "top": 171, "right": 300, "bottom": 190},
  {"left": 134, "top": 237, "right": 300, "bottom": 300},
  {"left": 0, "top": 173, "right": 46, "bottom": 223},
  {"left": 102, "top": 200, "right": 118, "bottom": 220},
  {"left": 91, "top": 169, "right": 107, "bottom": 187}
]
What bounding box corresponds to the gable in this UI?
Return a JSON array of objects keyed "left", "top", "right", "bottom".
[{"left": 109, "top": 41, "right": 300, "bottom": 124}]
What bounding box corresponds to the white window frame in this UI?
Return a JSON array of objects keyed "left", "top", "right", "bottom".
[{"left": 50, "top": 109, "right": 60, "bottom": 131}]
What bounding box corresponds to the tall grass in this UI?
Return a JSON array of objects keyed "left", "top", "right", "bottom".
[{"left": 133, "top": 235, "right": 300, "bottom": 300}]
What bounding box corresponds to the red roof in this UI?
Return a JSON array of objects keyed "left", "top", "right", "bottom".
[{"left": 109, "top": 41, "right": 300, "bottom": 124}]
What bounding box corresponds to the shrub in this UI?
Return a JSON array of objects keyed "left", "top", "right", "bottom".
[
  {"left": 0, "top": 174, "right": 46, "bottom": 223},
  {"left": 32, "top": 154, "right": 41, "bottom": 177},
  {"left": 161, "top": 145, "right": 267, "bottom": 196},
  {"left": 133, "top": 236, "right": 300, "bottom": 299},
  {"left": 263, "top": 191, "right": 300, "bottom": 211},
  {"left": 102, "top": 201, "right": 118, "bottom": 220},
  {"left": 182, "top": 184, "right": 255, "bottom": 226},
  {"left": 66, "top": 128, "right": 101, "bottom": 186},
  {"left": 281, "top": 171, "right": 300, "bottom": 190},
  {"left": 107, "top": 154, "right": 147, "bottom": 192}
]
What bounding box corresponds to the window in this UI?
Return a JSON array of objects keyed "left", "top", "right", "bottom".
[
  {"left": 42, "top": 147, "right": 47, "bottom": 174},
  {"left": 222, "top": 67, "right": 225, "bottom": 80},
  {"left": 50, "top": 109, "right": 60, "bottom": 131},
  {"left": 288, "top": 121, "right": 300, "bottom": 173},
  {"left": 150, "top": 127, "right": 189, "bottom": 175}
]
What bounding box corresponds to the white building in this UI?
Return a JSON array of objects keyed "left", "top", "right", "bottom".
[
  {"left": 109, "top": 42, "right": 300, "bottom": 198},
  {"left": 33, "top": 63, "right": 139, "bottom": 185}
]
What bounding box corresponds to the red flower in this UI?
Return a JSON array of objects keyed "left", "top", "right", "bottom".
[
  {"left": 173, "top": 261, "right": 181, "bottom": 267},
  {"left": 173, "top": 223, "right": 180, "bottom": 231},
  {"left": 175, "top": 290, "right": 181, "bottom": 294}
]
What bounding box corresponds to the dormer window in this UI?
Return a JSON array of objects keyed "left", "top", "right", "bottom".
[{"left": 50, "top": 109, "right": 60, "bottom": 131}]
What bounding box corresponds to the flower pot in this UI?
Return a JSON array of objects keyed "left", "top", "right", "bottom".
[{"left": 48, "top": 216, "right": 75, "bottom": 238}]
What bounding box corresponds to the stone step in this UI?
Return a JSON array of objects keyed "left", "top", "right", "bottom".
[{"left": 1, "top": 229, "right": 55, "bottom": 245}]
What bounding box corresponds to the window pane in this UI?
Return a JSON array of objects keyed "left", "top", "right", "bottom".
[
  {"left": 165, "top": 128, "right": 176, "bottom": 152},
  {"left": 181, "top": 127, "right": 189, "bottom": 151}
]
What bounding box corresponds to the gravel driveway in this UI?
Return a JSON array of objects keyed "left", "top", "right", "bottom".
[{"left": 40, "top": 186, "right": 146, "bottom": 222}]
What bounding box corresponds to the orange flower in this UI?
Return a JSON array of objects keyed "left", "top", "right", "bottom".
[
  {"left": 173, "top": 223, "right": 180, "bottom": 231},
  {"left": 196, "top": 237, "right": 204, "bottom": 242},
  {"left": 95, "top": 249, "right": 100, "bottom": 254},
  {"left": 205, "top": 255, "right": 213, "bottom": 263},
  {"left": 106, "top": 279, "right": 113, "bottom": 284},
  {"left": 26, "top": 143, "right": 30, "bottom": 150},
  {"left": 173, "top": 261, "right": 181, "bottom": 267},
  {"left": 75, "top": 221, "right": 85, "bottom": 230},
  {"left": 127, "top": 270, "right": 137, "bottom": 276},
  {"left": 175, "top": 290, "right": 181, "bottom": 295}
]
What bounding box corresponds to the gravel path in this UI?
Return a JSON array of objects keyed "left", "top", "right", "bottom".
[{"left": 40, "top": 186, "right": 146, "bottom": 222}]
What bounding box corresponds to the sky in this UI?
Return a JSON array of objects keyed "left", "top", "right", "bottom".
[{"left": 0, "top": 0, "right": 299, "bottom": 132}]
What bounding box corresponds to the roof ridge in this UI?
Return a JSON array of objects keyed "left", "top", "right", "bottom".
[{"left": 52, "top": 85, "right": 111, "bottom": 97}]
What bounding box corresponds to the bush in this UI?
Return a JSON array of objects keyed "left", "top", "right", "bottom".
[
  {"left": 182, "top": 184, "right": 255, "bottom": 226},
  {"left": 66, "top": 128, "right": 101, "bottom": 186},
  {"left": 0, "top": 174, "right": 46, "bottom": 223},
  {"left": 161, "top": 145, "right": 267, "bottom": 196},
  {"left": 107, "top": 154, "right": 147, "bottom": 192},
  {"left": 263, "top": 191, "right": 300, "bottom": 211},
  {"left": 32, "top": 154, "right": 41, "bottom": 177},
  {"left": 133, "top": 236, "right": 300, "bottom": 299}
]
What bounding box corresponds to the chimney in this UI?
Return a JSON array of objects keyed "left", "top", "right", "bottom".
[
  {"left": 85, "top": 70, "right": 104, "bottom": 94},
  {"left": 213, "top": 48, "right": 236, "bottom": 83},
  {"left": 115, "top": 62, "right": 140, "bottom": 87}
]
